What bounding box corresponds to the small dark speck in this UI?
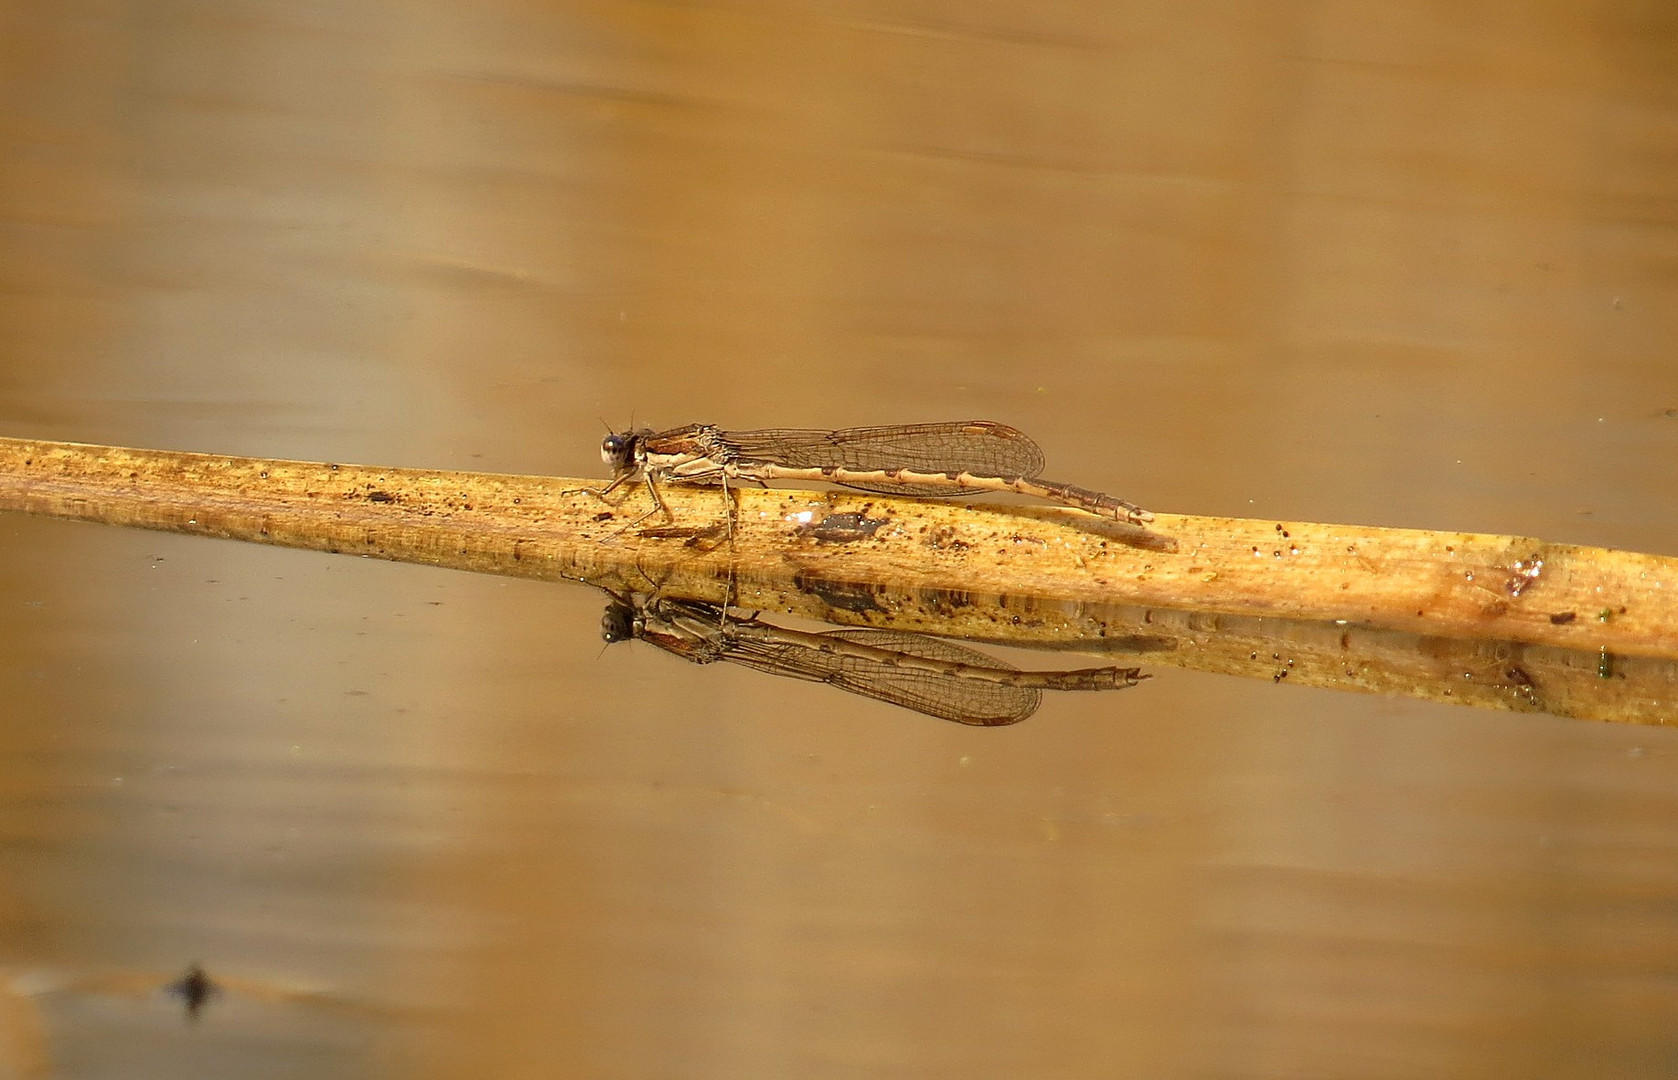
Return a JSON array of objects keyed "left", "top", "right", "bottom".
[
  {"left": 1549, "top": 611, "right": 1576, "bottom": 625},
  {"left": 165, "top": 963, "right": 217, "bottom": 1020},
  {"left": 367, "top": 491, "right": 396, "bottom": 504},
  {"left": 801, "top": 512, "right": 890, "bottom": 543}
]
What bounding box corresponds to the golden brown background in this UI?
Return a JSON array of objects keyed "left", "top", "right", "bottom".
[{"left": 2, "top": 2, "right": 1676, "bottom": 1076}]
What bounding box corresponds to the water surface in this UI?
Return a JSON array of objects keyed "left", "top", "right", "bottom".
[{"left": 2, "top": 2, "right": 1676, "bottom": 1077}]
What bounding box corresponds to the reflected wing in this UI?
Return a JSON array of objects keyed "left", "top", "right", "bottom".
[{"left": 719, "top": 627, "right": 1039, "bottom": 726}]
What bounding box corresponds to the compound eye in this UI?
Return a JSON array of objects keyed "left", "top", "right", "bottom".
[{"left": 600, "top": 433, "right": 627, "bottom": 464}]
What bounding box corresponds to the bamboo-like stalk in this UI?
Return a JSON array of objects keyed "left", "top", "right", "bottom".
[{"left": 0, "top": 436, "right": 1673, "bottom": 723}]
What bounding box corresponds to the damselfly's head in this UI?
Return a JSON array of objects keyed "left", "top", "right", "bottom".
[
  {"left": 600, "top": 429, "right": 645, "bottom": 476},
  {"left": 600, "top": 598, "right": 638, "bottom": 644}
]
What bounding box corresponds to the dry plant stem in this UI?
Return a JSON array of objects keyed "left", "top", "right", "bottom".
[{"left": 0, "top": 437, "right": 1674, "bottom": 665}]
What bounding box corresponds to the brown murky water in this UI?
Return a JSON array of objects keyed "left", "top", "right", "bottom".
[{"left": 3, "top": 2, "right": 1677, "bottom": 1077}]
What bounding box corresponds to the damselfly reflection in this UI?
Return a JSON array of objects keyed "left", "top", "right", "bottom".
[
  {"left": 596, "top": 421, "right": 1152, "bottom": 526},
  {"left": 602, "top": 594, "right": 1147, "bottom": 726}
]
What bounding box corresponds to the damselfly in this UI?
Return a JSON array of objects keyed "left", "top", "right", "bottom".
[
  {"left": 602, "top": 593, "right": 1147, "bottom": 726},
  {"left": 595, "top": 421, "right": 1151, "bottom": 525}
]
